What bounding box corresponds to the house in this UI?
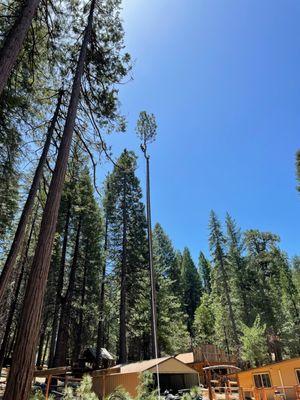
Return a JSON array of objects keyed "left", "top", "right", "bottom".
[
  {"left": 235, "top": 357, "right": 300, "bottom": 400},
  {"left": 92, "top": 356, "right": 200, "bottom": 398}
]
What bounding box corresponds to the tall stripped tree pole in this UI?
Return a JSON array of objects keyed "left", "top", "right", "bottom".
[
  {"left": 136, "top": 111, "right": 160, "bottom": 392},
  {"left": 0, "top": 89, "right": 63, "bottom": 305},
  {"left": 0, "top": 0, "right": 42, "bottom": 95},
  {"left": 3, "top": 1, "right": 96, "bottom": 398}
]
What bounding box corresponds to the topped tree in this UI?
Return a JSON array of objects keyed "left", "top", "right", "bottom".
[{"left": 136, "top": 111, "right": 157, "bottom": 151}]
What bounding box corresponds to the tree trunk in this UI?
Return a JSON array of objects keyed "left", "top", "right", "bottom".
[
  {"left": 73, "top": 242, "right": 88, "bottom": 362},
  {"left": 48, "top": 201, "right": 71, "bottom": 368},
  {"left": 118, "top": 173, "right": 127, "bottom": 364},
  {"left": 3, "top": 2, "right": 95, "bottom": 397},
  {"left": 41, "top": 332, "right": 50, "bottom": 367},
  {"left": 36, "top": 320, "right": 47, "bottom": 368},
  {"left": 96, "top": 214, "right": 108, "bottom": 367},
  {"left": 53, "top": 217, "right": 82, "bottom": 367},
  {"left": 0, "top": 0, "right": 42, "bottom": 95},
  {"left": 0, "top": 212, "right": 36, "bottom": 375},
  {"left": 0, "top": 89, "right": 63, "bottom": 304}
]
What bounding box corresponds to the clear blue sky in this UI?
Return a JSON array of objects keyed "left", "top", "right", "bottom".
[{"left": 98, "top": 0, "right": 300, "bottom": 262}]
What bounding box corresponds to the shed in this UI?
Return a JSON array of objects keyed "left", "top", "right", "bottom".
[
  {"left": 92, "top": 356, "right": 200, "bottom": 398},
  {"left": 235, "top": 357, "right": 300, "bottom": 400}
]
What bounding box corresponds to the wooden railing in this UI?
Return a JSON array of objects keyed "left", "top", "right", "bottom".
[{"left": 240, "top": 385, "right": 300, "bottom": 400}]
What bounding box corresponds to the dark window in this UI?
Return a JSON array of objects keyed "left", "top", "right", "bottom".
[
  {"left": 253, "top": 373, "right": 271, "bottom": 388},
  {"left": 296, "top": 369, "right": 300, "bottom": 384}
]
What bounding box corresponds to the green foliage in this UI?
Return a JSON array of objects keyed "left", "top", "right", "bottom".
[
  {"left": 136, "top": 111, "right": 157, "bottom": 145},
  {"left": 61, "top": 375, "right": 98, "bottom": 399},
  {"left": 240, "top": 316, "right": 268, "bottom": 367},
  {"left": 181, "top": 386, "right": 203, "bottom": 400},
  {"left": 107, "top": 386, "right": 132, "bottom": 400},
  {"left": 30, "top": 389, "right": 54, "bottom": 400},
  {"left": 104, "top": 150, "right": 150, "bottom": 360},
  {"left": 193, "top": 293, "right": 215, "bottom": 345},
  {"left": 152, "top": 224, "right": 190, "bottom": 354},
  {"left": 76, "top": 375, "right": 98, "bottom": 399},
  {"left": 198, "top": 252, "right": 211, "bottom": 294},
  {"left": 181, "top": 247, "right": 202, "bottom": 333},
  {"left": 136, "top": 371, "right": 157, "bottom": 400}
]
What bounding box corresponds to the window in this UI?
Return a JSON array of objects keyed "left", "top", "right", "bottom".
[
  {"left": 296, "top": 369, "right": 300, "bottom": 384},
  {"left": 253, "top": 373, "right": 272, "bottom": 388}
]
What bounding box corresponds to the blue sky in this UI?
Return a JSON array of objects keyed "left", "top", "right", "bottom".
[{"left": 98, "top": 0, "right": 300, "bottom": 262}]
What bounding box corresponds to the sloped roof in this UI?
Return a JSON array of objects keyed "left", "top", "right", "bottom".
[
  {"left": 116, "top": 356, "right": 170, "bottom": 373},
  {"left": 84, "top": 347, "right": 115, "bottom": 361},
  {"left": 175, "top": 352, "right": 194, "bottom": 364},
  {"left": 107, "top": 356, "right": 198, "bottom": 375}
]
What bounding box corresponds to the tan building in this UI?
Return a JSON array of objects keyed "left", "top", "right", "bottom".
[
  {"left": 236, "top": 358, "right": 300, "bottom": 400},
  {"left": 92, "top": 356, "right": 200, "bottom": 398}
]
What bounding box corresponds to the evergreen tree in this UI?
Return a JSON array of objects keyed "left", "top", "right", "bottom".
[
  {"left": 181, "top": 247, "right": 201, "bottom": 334},
  {"left": 198, "top": 252, "right": 211, "bottom": 294},
  {"left": 225, "top": 213, "right": 249, "bottom": 324},
  {"left": 152, "top": 223, "right": 190, "bottom": 354},
  {"left": 193, "top": 293, "right": 215, "bottom": 345},
  {"left": 244, "top": 230, "right": 283, "bottom": 360},
  {"left": 240, "top": 316, "right": 268, "bottom": 367},
  {"left": 209, "top": 211, "right": 239, "bottom": 352},
  {"left": 105, "top": 150, "right": 149, "bottom": 362}
]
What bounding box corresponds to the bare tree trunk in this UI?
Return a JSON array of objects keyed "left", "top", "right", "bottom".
[
  {"left": 53, "top": 217, "right": 82, "bottom": 367},
  {"left": 96, "top": 214, "right": 108, "bottom": 367},
  {"left": 73, "top": 242, "right": 88, "bottom": 362},
  {"left": 48, "top": 201, "right": 71, "bottom": 368},
  {"left": 3, "top": 2, "right": 95, "bottom": 397},
  {"left": 36, "top": 318, "right": 47, "bottom": 368},
  {"left": 0, "top": 89, "right": 63, "bottom": 304},
  {"left": 41, "top": 332, "right": 50, "bottom": 367},
  {"left": 0, "top": 212, "right": 36, "bottom": 375},
  {"left": 118, "top": 173, "right": 127, "bottom": 364},
  {"left": 0, "top": 0, "right": 42, "bottom": 95}
]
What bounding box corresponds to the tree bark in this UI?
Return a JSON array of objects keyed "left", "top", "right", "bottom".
[
  {"left": 96, "top": 214, "right": 108, "bottom": 367},
  {"left": 0, "top": 89, "right": 63, "bottom": 304},
  {"left": 118, "top": 173, "right": 128, "bottom": 364},
  {"left": 36, "top": 319, "right": 47, "bottom": 368},
  {"left": 3, "top": 2, "right": 95, "bottom": 397},
  {"left": 0, "top": 212, "right": 36, "bottom": 375},
  {"left": 48, "top": 201, "right": 71, "bottom": 368},
  {"left": 53, "top": 217, "right": 82, "bottom": 367},
  {"left": 0, "top": 0, "right": 42, "bottom": 95},
  {"left": 41, "top": 332, "right": 50, "bottom": 367},
  {"left": 73, "top": 241, "right": 88, "bottom": 362}
]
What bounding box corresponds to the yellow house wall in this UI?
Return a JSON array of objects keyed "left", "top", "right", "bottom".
[
  {"left": 238, "top": 358, "right": 300, "bottom": 389},
  {"left": 92, "top": 372, "right": 139, "bottom": 399}
]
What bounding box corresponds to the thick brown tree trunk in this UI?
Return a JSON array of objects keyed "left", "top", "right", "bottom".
[
  {"left": 3, "top": 2, "right": 95, "bottom": 397},
  {"left": 48, "top": 201, "right": 71, "bottom": 368},
  {"left": 118, "top": 174, "right": 127, "bottom": 364},
  {"left": 0, "top": 89, "right": 63, "bottom": 304},
  {"left": 0, "top": 212, "right": 36, "bottom": 375},
  {"left": 96, "top": 215, "right": 108, "bottom": 367},
  {"left": 53, "top": 217, "right": 82, "bottom": 367},
  {"left": 0, "top": 0, "right": 42, "bottom": 95}
]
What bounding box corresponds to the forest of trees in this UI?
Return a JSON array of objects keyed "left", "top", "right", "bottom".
[{"left": 0, "top": 0, "right": 300, "bottom": 399}]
